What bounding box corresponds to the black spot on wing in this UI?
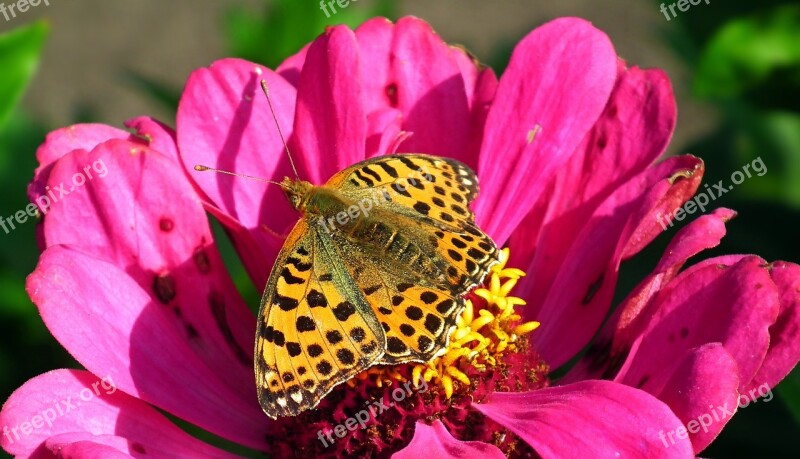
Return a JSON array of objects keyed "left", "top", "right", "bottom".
[
  {"left": 413, "top": 202, "right": 431, "bottom": 215},
  {"left": 377, "top": 161, "right": 399, "bottom": 178},
  {"left": 286, "top": 256, "right": 312, "bottom": 272},
  {"left": 296, "top": 316, "right": 316, "bottom": 332},
  {"left": 307, "top": 289, "right": 327, "bottom": 308},
  {"left": 405, "top": 306, "right": 423, "bottom": 320},
  {"left": 275, "top": 294, "right": 299, "bottom": 311},
  {"left": 326, "top": 330, "right": 343, "bottom": 344},
  {"left": 350, "top": 327, "right": 366, "bottom": 342},
  {"left": 307, "top": 344, "right": 323, "bottom": 357},
  {"left": 336, "top": 348, "right": 356, "bottom": 365},
  {"left": 387, "top": 337, "right": 408, "bottom": 354},
  {"left": 353, "top": 169, "right": 375, "bottom": 187},
  {"left": 332, "top": 301, "right": 356, "bottom": 321},
  {"left": 362, "top": 165, "right": 382, "bottom": 182},
  {"left": 280, "top": 267, "right": 304, "bottom": 284}
]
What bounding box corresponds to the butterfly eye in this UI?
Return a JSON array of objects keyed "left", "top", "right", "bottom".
[{"left": 291, "top": 195, "right": 301, "bottom": 207}]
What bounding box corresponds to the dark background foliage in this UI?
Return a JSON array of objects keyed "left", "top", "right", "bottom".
[{"left": 0, "top": 0, "right": 797, "bottom": 456}]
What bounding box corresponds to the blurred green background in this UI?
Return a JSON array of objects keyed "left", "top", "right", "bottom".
[{"left": 0, "top": 0, "right": 798, "bottom": 457}]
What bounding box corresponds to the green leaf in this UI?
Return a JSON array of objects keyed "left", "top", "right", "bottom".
[
  {"left": 694, "top": 4, "right": 800, "bottom": 99},
  {"left": 779, "top": 367, "right": 800, "bottom": 426},
  {"left": 0, "top": 21, "right": 48, "bottom": 131}
]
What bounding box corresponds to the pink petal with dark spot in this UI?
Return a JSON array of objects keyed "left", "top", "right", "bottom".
[
  {"left": 529, "top": 155, "right": 704, "bottom": 367},
  {"left": 27, "top": 141, "right": 266, "bottom": 449},
  {"left": 354, "top": 17, "right": 474, "bottom": 164},
  {"left": 564, "top": 208, "right": 736, "bottom": 382},
  {"left": 618, "top": 256, "right": 779, "bottom": 398}
]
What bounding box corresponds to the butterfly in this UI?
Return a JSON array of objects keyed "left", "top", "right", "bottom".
[{"left": 252, "top": 152, "right": 500, "bottom": 419}]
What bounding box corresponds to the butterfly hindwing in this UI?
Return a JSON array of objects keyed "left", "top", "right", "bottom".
[
  {"left": 255, "top": 220, "right": 385, "bottom": 419},
  {"left": 326, "top": 231, "right": 466, "bottom": 364}
]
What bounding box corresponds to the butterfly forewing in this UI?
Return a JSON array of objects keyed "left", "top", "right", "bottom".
[{"left": 255, "top": 220, "right": 385, "bottom": 419}]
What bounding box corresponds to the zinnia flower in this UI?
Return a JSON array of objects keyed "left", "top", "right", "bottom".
[{"left": 3, "top": 15, "right": 799, "bottom": 459}]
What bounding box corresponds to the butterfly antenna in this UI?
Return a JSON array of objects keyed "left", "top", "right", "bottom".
[
  {"left": 261, "top": 79, "right": 300, "bottom": 180},
  {"left": 193, "top": 164, "right": 284, "bottom": 187}
]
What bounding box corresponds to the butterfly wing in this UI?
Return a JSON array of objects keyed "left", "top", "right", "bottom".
[
  {"left": 325, "top": 231, "right": 468, "bottom": 364},
  {"left": 327, "top": 154, "right": 499, "bottom": 296},
  {"left": 255, "top": 219, "right": 386, "bottom": 419},
  {"left": 325, "top": 154, "right": 500, "bottom": 364}
]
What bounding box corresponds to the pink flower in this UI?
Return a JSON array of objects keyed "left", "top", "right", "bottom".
[{"left": 4, "top": 15, "right": 799, "bottom": 458}]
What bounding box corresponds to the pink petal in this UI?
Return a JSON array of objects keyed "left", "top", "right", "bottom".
[
  {"left": 628, "top": 343, "right": 741, "bottom": 453},
  {"left": 44, "top": 433, "right": 135, "bottom": 455},
  {"left": 450, "top": 46, "right": 478, "bottom": 104},
  {"left": 391, "top": 420, "right": 505, "bottom": 459},
  {"left": 29, "top": 247, "right": 265, "bottom": 451},
  {"left": 508, "top": 63, "right": 677, "bottom": 296},
  {"left": 28, "top": 141, "right": 267, "bottom": 449},
  {"left": 618, "top": 256, "right": 780, "bottom": 397},
  {"left": 474, "top": 380, "right": 694, "bottom": 458},
  {"left": 354, "top": 17, "right": 474, "bottom": 164},
  {"left": 748, "top": 261, "right": 800, "bottom": 392},
  {"left": 288, "top": 24, "right": 366, "bottom": 183},
  {"left": 177, "top": 57, "right": 298, "bottom": 288},
  {"left": 124, "top": 116, "right": 180, "bottom": 165},
  {"left": 276, "top": 43, "right": 309, "bottom": 87},
  {"left": 45, "top": 442, "right": 133, "bottom": 459},
  {"left": 465, "top": 67, "right": 498, "bottom": 160},
  {"left": 612, "top": 208, "right": 737, "bottom": 349},
  {"left": 474, "top": 17, "right": 618, "bottom": 243},
  {"left": 0, "top": 369, "right": 238, "bottom": 458},
  {"left": 530, "top": 155, "right": 704, "bottom": 367},
  {"left": 365, "top": 108, "right": 405, "bottom": 158},
  {"left": 28, "top": 124, "right": 134, "bottom": 206},
  {"left": 564, "top": 208, "right": 736, "bottom": 382},
  {"left": 33, "top": 124, "right": 131, "bottom": 172}
]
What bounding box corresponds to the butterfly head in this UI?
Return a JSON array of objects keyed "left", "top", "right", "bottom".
[{"left": 280, "top": 177, "right": 314, "bottom": 211}]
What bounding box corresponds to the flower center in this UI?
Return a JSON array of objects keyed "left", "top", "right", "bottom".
[{"left": 266, "top": 249, "right": 548, "bottom": 458}]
